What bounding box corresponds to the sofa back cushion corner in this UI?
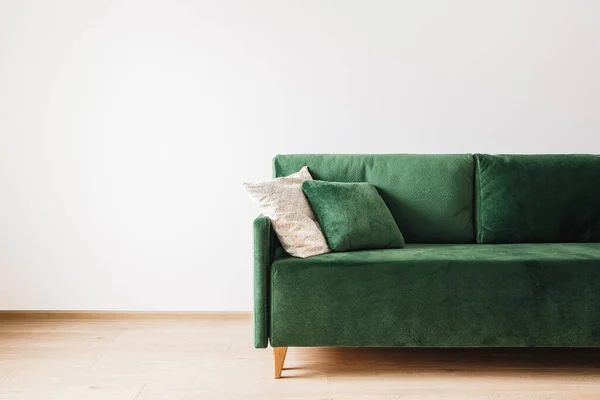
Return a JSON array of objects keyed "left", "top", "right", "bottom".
[
  {"left": 474, "top": 154, "right": 600, "bottom": 244},
  {"left": 273, "top": 154, "right": 475, "bottom": 244}
]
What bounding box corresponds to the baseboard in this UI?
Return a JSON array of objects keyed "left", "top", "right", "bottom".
[{"left": 0, "top": 310, "right": 252, "bottom": 320}]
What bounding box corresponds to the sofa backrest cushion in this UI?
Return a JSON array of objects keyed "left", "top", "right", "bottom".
[
  {"left": 274, "top": 154, "right": 474, "bottom": 244},
  {"left": 475, "top": 154, "right": 600, "bottom": 244}
]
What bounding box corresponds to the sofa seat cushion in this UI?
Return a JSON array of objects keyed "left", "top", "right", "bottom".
[{"left": 270, "top": 243, "right": 600, "bottom": 347}]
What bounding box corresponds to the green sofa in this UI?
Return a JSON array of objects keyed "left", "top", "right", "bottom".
[{"left": 254, "top": 154, "right": 600, "bottom": 378}]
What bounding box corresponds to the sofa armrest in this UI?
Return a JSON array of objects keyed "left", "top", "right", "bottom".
[{"left": 253, "top": 215, "right": 278, "bottom": 348}]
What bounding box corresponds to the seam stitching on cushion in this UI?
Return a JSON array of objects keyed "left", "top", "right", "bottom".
[{"left": 476, "top": 156, "right": 483, "bottom": 244}]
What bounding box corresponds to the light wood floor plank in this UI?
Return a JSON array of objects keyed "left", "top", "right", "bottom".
[{"left": 1, "top": 315, "right": 600, "bottom": 399}]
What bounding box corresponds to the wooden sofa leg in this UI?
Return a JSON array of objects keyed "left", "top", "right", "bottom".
[{"left": 273, "top": 346, "right": 288, "bottom": 379}]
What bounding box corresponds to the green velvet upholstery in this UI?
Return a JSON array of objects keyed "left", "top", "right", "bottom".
[
  {"left": 253, "top": 215, "right": 278, "bottom": 348},
  {"left": 302, "top": 181, "right": 405, "bottom": 252},
  {"left": 475, "top": 154, "right": 600, "bottom": 244},
  {"left": 273, "top": 154, "right": 474, "bottom": 243},
  {"left": 254, "top": 154, "right": 600, "bottom": 350},
  {"left": 270, "top": 243, "right": 600, "bottom": 347}
]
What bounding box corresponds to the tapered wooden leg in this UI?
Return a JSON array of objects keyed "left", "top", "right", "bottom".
[{"left": 273, "top": 346, "right": 288, "bottom": 379}]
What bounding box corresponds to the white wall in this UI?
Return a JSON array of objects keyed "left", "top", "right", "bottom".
[{"left": 1, "top": 0, "right": 599, "bottom": 310}]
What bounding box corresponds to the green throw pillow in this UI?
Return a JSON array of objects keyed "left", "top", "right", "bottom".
[{"left": 302, "top": 180, "right": 405, "bottom": 252}]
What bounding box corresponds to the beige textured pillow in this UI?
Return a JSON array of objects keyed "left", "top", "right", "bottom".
[{"left": 243, "top": 166, "right": 330, "bottom": 258}]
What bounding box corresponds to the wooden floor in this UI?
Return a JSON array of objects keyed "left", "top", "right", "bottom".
[{"left": 1, "top": 314, "right": 600, "bottom": 399}]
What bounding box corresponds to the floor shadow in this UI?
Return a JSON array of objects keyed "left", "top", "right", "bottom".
[{"left": 289, "top": 347, "right": 600, "bottom": 379}]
